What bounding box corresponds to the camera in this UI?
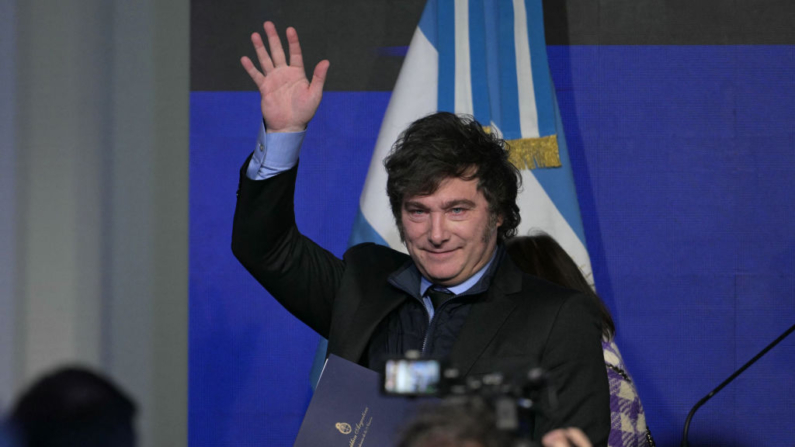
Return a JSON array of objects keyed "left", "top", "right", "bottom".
[
  {"left": 383, "top": 356, "right": 443, "bottom": 396},
  {"left": 384, "top": 351, "right": 557, "bottom": 446}
]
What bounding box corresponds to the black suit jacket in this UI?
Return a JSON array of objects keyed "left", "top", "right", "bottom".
[{"left": 232, "top": 163, "right": 610, "bottom": 445}]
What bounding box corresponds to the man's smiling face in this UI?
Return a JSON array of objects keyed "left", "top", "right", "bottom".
[{"left": 401, "top": 176, "right": 502, "bottom": 287}]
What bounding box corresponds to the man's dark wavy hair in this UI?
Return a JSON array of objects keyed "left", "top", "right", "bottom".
[{"left": 384, "top": 112, "right": 521, "bottom": 242}]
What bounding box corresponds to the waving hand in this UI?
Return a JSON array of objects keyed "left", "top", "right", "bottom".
[{"left": 240, "top": 22, "right": 330, "bottom": 133}]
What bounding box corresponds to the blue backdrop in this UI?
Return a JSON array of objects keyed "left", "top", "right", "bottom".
[{"left": 190, "top": 46, "right": 795, "bottom": 446}]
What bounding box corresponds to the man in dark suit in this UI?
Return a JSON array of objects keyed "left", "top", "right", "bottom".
[{"left": 233, "top": 22, "right": 609, "bottom": 446}]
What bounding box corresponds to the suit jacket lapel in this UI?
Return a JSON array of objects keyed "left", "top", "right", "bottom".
[
  {"left": 448, "top": 256, "right": 523, "bottom": 376},
  {"left": 332, "top": 283, "right": 408, "bottom": 363}
]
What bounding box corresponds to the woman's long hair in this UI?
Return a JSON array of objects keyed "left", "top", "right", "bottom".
[{"left": 506, "top": 233, "right": 615, "bottom": 339}]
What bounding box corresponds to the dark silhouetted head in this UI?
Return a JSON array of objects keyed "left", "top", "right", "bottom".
[
  {"left": 396, "top": 401, "right": 509, "bottom": 447},
  {"left": 8, "top": 366, "right": 136, "bottom": 447}
]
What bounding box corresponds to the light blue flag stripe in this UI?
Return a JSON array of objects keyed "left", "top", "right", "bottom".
[
  {"left": 309, "top": 339, "right": 328, "bottom": 388},
  {"left": 469, "top": 0, "right": 491, "bottom": 123},
  {"left": 524, "top": 0, "right": 556, "bottom": 137},
  {"left": 484, "top": 0, "right": 502, "bottom": 127},
  {"left": 418, "top": 0, "right": 438, "bottom": 48},
  {"left": 497, "top": 0, "right": 522, "bottom": 140},
  {"left": 437, "top": 0, "right": 456, "bottom": 112},
  {"left": 347, "top": 207, "right": 391, "bottom": 248},
  {"left": 528, "top": 92, "right": 588, "bottom": 245}
]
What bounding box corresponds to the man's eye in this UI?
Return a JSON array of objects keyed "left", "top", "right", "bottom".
[
  {"left": 410, "top": 209, "right": 426, "bottom": 215},
  {"left": 451, "top": 207, "right": 465, "bottom": 214}
]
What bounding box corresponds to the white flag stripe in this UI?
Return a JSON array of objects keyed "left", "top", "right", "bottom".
[
  {"left": 516, "top": 171, "right": 593, "bottom": 281},
  {"left": 512, "top": 0, "right": 540, "bottom": 139},
  {"left": 359, "top": 26, "right": 438, "bottom": 251},
  {"left": 454, "top": 0, "right": 474, "bottom": 114}
]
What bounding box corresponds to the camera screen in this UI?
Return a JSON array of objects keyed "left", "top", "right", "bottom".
[{"left": 383, "top": 359, "right": 441, "bottom": 396}]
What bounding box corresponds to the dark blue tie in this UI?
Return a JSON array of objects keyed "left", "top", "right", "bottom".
[{"left": 427, "top": 288, "right": 454, "bottom": 310}]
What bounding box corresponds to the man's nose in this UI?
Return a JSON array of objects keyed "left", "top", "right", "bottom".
[{"left": 428, "top": 213, "right": 450, "bottom": 245}]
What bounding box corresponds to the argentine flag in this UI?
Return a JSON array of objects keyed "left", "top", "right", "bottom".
[{"left": 312, "top": 0, "right": 591, "bottom": 385}]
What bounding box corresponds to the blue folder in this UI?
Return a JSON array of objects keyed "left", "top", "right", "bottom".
[{"left": 294, "top": 355, "right": 437, "bottom": 447}]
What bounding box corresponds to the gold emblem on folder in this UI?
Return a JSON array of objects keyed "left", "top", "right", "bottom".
[{"left": 335, "top": 422, "right": 352, "bottom": 435}]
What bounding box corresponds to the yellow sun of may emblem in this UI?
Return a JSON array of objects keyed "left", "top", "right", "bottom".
[{"left": 335, "top": 422, "right": 352, "bottom": 435}]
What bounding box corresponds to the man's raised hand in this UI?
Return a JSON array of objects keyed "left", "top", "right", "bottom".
[{"left": 240, "top": 22, "right": 329, "bottom": 133}]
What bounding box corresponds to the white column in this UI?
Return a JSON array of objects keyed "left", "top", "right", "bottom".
[
  {"left": 108, "top": 0, "right": 189, "bottom": 446},
  {"left": 16, "top": 0, "right": 111, "bottom": 382}
]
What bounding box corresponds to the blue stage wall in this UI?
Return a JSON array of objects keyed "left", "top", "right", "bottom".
[{"left": 189, "top": 46, "right": 795, "bottom": 446}]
